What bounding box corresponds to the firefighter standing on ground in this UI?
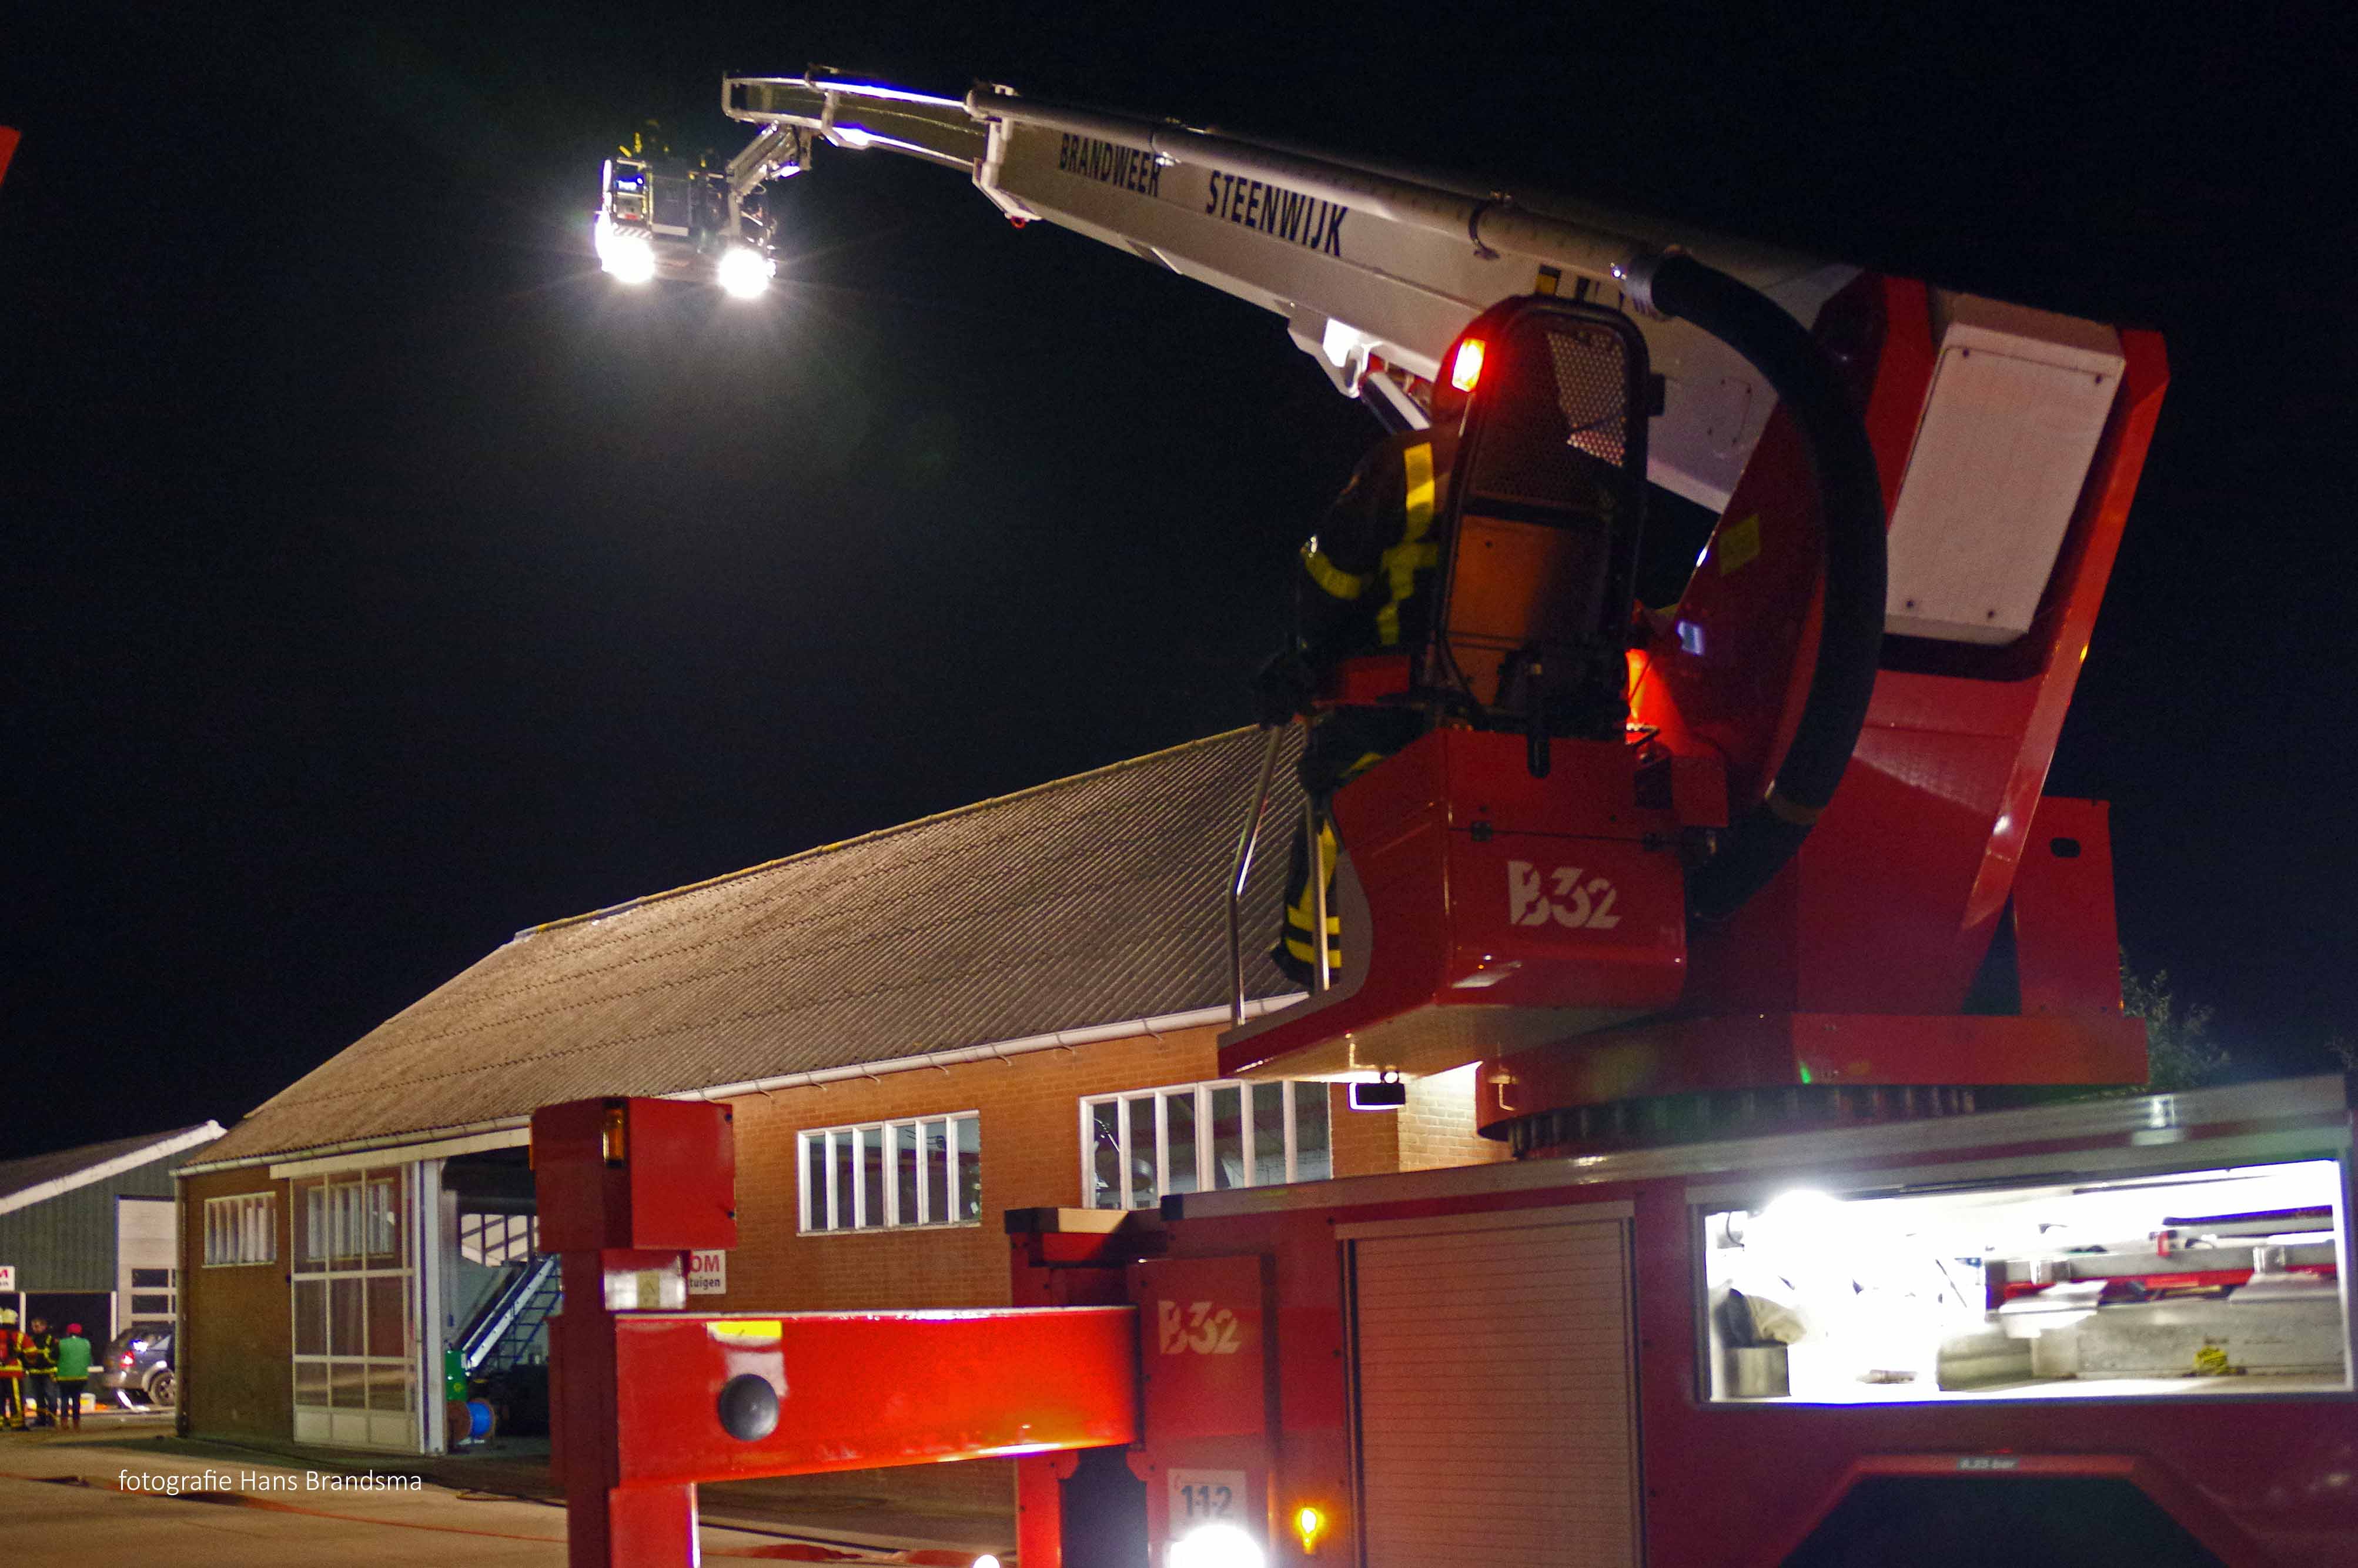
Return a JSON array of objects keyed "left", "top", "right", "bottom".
[
  {"left": 0, "top": 1309, "right": 23, "bottom": 1429},
  {"left": 19, "top": 1318, "right": 57, "bottom": 1428}
]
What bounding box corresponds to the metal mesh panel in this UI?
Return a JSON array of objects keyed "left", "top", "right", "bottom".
[{"left": 1463, "top": 319, "right": 1633, "bottom": 507}]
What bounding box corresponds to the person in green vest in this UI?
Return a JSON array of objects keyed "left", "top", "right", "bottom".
[{"left": 53, "top": 1325, "right": 93, "bottom": 1430}]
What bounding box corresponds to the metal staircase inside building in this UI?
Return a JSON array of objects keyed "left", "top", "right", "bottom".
[{"left": 459, "top": 1253, "right": 561, "bottom": 1376}]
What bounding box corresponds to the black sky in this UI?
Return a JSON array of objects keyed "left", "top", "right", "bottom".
[{"left": 6, "top": 7, "right": 2354, "bottom": 1158}]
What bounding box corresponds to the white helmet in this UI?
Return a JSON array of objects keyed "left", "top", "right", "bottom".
[{"left": 0, "top": 1309, "right": 16, "bottom": 1325}]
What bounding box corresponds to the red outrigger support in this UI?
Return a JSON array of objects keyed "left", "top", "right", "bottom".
[{"left": 534, "top": 1098, "right": 1140, "bottom": 1568}]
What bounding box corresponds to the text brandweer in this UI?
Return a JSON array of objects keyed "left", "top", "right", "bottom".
[{"left": 1058, "top": 134, "right": 1163, "bottom": 197}]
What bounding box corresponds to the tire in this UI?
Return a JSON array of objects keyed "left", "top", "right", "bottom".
[{"left": 145, "top": 1369, "right": 176, "bottom": 1408}]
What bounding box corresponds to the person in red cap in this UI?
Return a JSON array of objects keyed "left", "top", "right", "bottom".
[{"left": 53, "top": 1323, "right": 92, "bottom": 1430}]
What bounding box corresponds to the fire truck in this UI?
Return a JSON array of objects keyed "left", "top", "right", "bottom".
[{"left": 537, "top": 72, "right": 2355, "bottom": 1568}]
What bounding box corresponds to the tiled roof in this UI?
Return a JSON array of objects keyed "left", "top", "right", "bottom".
[
  {"left": 0, "top": 1124, "right": 223, "bottom": 1212},
  {"left": 199, "top": 728, "right": 1305, "bottom": 1167}
]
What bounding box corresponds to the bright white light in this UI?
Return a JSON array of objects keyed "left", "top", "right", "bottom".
[
  {"left": 1168, "top": 1523, "right": 1266, "bottom": 1568},
  {"left": 717, "top": 246, "right": 775, "bottom": 299},
  {"left": 594, "top": 218, "right": 656, "bottom": 285},
  {"left": 1753, "top": 1189, "right": 1848, "bottom": 1259},
  {"left": 973, "top": 1557, "right": 1001, "bottom": 1568}
]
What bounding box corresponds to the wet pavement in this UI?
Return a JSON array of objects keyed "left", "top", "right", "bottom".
[{"left": 0, "top": 1416, "right": 1014, "bottom": 1565}]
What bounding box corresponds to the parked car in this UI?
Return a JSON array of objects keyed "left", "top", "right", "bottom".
[{"left": 91, "top": 1326, "right": 173, "bottom": 1408}]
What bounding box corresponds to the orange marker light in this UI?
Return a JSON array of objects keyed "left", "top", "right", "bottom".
[
  {"left": 1294, "top": 1505, "right": 1329, "bottom": 1554},
  {"left": 1449, "top": 337, "right": 1485, "bottom": 392}
]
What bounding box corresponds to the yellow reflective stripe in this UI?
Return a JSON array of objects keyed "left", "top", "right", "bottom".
[
  {"left": 1401, "top": 441, "right": 1436, "bottom": 540},
  {"left": 1283, "top": 821, "right": 1344, "bottom": 968},
  {"left": 1373, "top": 539, "right": 1440, "bottom": 646},
  {"left": 1301, "top": 544, "right": 1366, "bottom": 602},
  {"left": 1370, "top": 440, "right": 1441, "bottom": 646}
]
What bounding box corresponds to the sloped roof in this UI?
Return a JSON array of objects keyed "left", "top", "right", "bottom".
[
  {"left": 0, "top": 1124, "right": 224, "bottom": 1214},
  {"left": 199, "top": 727, "right": 1305, "bottom": 1168}
]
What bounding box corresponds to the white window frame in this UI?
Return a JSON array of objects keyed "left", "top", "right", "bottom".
[
  {"left": 202, "top": 1192, "right": 278, "bottom": 1266},
  {"left": 797, "top": 1112, "right": 982, "bottom": 1233},
  {"left": 457, "top": 1211, "right": 539, "bottom": 1266},
  {"left": 1080, "top": 1079, "right": 1332, "bottom": 1210}
]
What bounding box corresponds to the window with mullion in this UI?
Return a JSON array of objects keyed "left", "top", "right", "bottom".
[
  {"left": 1080, "top": 1080, "right": 1333, "bottom": 1209},
  {"left": 799, "top": 1112, "right": 980, "bottom": 1233}
]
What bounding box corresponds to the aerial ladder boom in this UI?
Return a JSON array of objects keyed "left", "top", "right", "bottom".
[
  {"left": 723, "top": 73, "right": 1851, "bottom": 513},
  {"left": 708, "top": 71, "right": 2166, "bottom": 1145}
]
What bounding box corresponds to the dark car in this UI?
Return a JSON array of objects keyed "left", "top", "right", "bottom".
[{"left": 91, "top": 1326, "right": 174, "bottom": 1407}]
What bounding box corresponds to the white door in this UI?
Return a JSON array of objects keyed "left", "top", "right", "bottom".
[
  {"left": 116, "top": 1196, "right": 176, "bottom": 1336},
  {"left": 1347, "top": 1206, "right": 1641, "bottom": 1567}
]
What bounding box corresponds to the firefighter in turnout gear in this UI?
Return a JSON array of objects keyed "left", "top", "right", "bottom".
[
  {"left": 1258, "top": 316, "right": 1514, "bottom": 984},
  {"left": 0, "top": 1309, "right": 23, "bottom": 1429}
]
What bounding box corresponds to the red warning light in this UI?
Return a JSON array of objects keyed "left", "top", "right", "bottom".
[{"left": 1449, "top": 337, "right": 1486, "bottom": 393}]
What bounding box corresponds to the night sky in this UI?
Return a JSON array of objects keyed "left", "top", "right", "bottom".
[{"left": 5, "top": 9, "right": 2352, "bottom": 1158}]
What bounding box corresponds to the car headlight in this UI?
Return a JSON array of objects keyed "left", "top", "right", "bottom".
[
  {"left": 1168, "top": 1523, "right": 1266, "bottom": 1568},
  {"left": 716, "top": 245, "right": 775, "bottom": 299}
]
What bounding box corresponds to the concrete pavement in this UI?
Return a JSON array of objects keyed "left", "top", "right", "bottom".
[{"left": 0, "top": 1419, "right": 1014, "bottom": 1565}]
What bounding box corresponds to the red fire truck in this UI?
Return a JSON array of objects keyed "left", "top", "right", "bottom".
[{"left": 536, "top": 73, "right": 2354, "bottom": 1568}]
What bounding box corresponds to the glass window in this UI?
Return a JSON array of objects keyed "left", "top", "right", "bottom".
[
  {"left": 1702, "top": 1157, "right": 2350, "bottom": 1405},
  {"left": 1253, "top": 1083, "right": 1288, "bottom": 1185},
  {"left": 832, "top": 1133, "right": 855, "bottom": 1230},
  {"left": 366, "top": 1276, "right": 406, "bottom": 1358},
  {"left": 203, "top": 1192, "right": 277, "bottom": 1266},
  {"left": 861, "top": 1127, "right": 887, "bottom": 1226},
  {"left": 895, "top": 1123, "right": 920, "bottom": 1226},
  {"left": 1091, "top": 1101, "right": 1122, "bottom": 1209},
  {"left": 1167, "top": 1091, "right": 1200, "bottom": 1195},
  {"left": 293, "top": 1279, "right": 326, "bottom": 1356},
  {"left": 797, "top": 1112, "right": 982, "bottom": 1232},
  {"left": 329, "top": 1277, "right": 364, "bottom": 1359},
  {"left": 367, "top": 1365, "right": 412, "bottom": 1413},
  {"left": 927, "top": 1119, "right": 952, "bottom": 1225},
  {"left": 1210, "top": 1086, "right": 1244, "bottom": 1191},
  {"left": 957, "top": 1115, "right": 983, "bottom": 1222},
  {"left": 1125, "top": 1094, "right": 1161, "bottom": 1209},
  {"left": 1295, "top": 1085, "right": 1331, "bottom": 1182},
  {"left": 366, "top": 1177, "right": 400, "bottom": 1261},
  {"left": 804, "top": 1135, "right": 828, "bottom": 1230},
  {"left": 1082, "top": 1081, "right": 1336, "bottom": 1209}
]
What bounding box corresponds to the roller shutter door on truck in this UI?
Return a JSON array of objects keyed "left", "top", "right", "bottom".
[{"left": 1343, "top": 1204, "right": 1640, "bottom": 1567}]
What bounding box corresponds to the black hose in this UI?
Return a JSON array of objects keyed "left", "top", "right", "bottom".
[{"left": 1645, "top": 254, "right": 1888, "bottom": 921}]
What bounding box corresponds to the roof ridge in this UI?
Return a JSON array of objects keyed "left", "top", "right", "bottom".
[{"left": 513, "top": 726, "right": 1263, "bottom": 941}]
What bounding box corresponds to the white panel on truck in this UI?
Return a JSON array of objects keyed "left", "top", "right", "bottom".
[
  {"left": 1883, "top": 292, "right": 2125, "bottom": 645},
  {"left": 1347, "top": 1207, "right": 1640, "bottom": 1567}
]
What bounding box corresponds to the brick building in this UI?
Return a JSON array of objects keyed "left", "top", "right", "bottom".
[{"left": 176, "top": 728, "right": 1504, "bottom": 1502}]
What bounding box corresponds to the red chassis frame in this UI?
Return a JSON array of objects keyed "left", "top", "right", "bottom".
[{"left": 535, "top": 1098, "right": 1140, "bottom": 1568}]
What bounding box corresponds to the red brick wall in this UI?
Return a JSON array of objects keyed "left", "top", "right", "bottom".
[
  {"left": 1399, "top": 1064, "right": 1513, "bottom": 1171},
  {"left": 702, "top": 1024, "right": 1488, "bottom": 1509},
  {"left": 179, "top": 1168, "right": 294, "bottom": 1442}
]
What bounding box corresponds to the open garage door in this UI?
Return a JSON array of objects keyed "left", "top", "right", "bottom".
[{"left": 1344, "top": 1205, "right": 1641, "bottom": 1567}]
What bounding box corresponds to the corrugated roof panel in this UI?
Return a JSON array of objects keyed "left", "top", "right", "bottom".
[{"left": 202, "top": 728, "right": 1306, "bottom": 1166}]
